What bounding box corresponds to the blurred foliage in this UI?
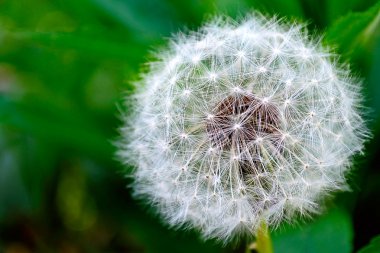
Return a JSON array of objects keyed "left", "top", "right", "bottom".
[
  {"left": 272, "top": 208, "right": 353, "bottom": 253},
  {"left": 0, "top": 0, "right": 379, "bottom": 252},
  {"left": 358, "top": 235, "right": 380, "bottom": 253}
]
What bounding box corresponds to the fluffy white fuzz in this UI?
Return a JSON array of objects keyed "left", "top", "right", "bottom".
[{"left": 119, "top": 14, "right": 368, "bottom": 242}]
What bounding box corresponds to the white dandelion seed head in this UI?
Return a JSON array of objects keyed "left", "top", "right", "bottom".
[{"left": 118, "top": 14, "right": 368, "bottom": 243}]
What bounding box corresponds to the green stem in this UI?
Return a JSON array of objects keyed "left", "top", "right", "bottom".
[{"left": 255, "top": 221, "right": 273, "bottom": 253}]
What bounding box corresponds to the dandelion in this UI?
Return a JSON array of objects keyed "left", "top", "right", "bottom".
[{"left": 118, "top": 14, "right": 368, "bottom": 243}]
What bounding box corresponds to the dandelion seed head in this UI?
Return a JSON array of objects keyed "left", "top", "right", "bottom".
[{"left": 118, "top": 14, "right": 368, "bottom": 243}]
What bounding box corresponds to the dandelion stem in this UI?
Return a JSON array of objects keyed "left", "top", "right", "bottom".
[
  {"left": 255, "top": 221, "right": 273, "bottom": 253},
  {"left": 233, "top": 221, "right": 273, "bottom": 253}
]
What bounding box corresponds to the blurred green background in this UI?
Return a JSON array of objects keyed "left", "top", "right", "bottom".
[{"left": 0, "top": 0, "right": 379, "bottom": 252}]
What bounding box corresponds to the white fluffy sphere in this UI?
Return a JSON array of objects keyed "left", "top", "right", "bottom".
[{"left": 119, "top": 14, "right": 367, "bottom": 242}]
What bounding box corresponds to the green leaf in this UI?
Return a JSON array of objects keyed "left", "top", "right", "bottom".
[
  {"left": 0, "top": 95, "right": 113, "bottom": 161},
  {"left": 325, "top": 2, "right": 380, "bottom": 60},
  {"left": 4, "top": 31, "right": 145, "bottom": 62},
  {"left": 325, "top": 0, "right": 359, "bottom": 25},
  {"left": 88, "top": 0, "right": 175, "bottom": 39},
  {"left": 298, "top": 0, "right": 327, "bottom": 27},
  {"left": 358, "top": 235, "right": 380, "bottom": 253},
  {"left": 249, "top": 0, "right": 305, "bottom": 19},
  {"left": 0, "top": 128, "right": 31, "bottom": 217},
  {"left": 366, "top": 38, "right": 380, "bottom": 128},
  {"left": 272, "top": 209, "right": 353, "bottom": 253}
]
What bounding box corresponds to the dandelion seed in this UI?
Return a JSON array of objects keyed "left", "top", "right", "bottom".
[{"left": 118, "top": 14, "right": 368, "bottom": 243}]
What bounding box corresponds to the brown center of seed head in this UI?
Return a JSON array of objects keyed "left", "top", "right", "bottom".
[{"left": 206, "top": 93, "right": 281, "bottom": 152}]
